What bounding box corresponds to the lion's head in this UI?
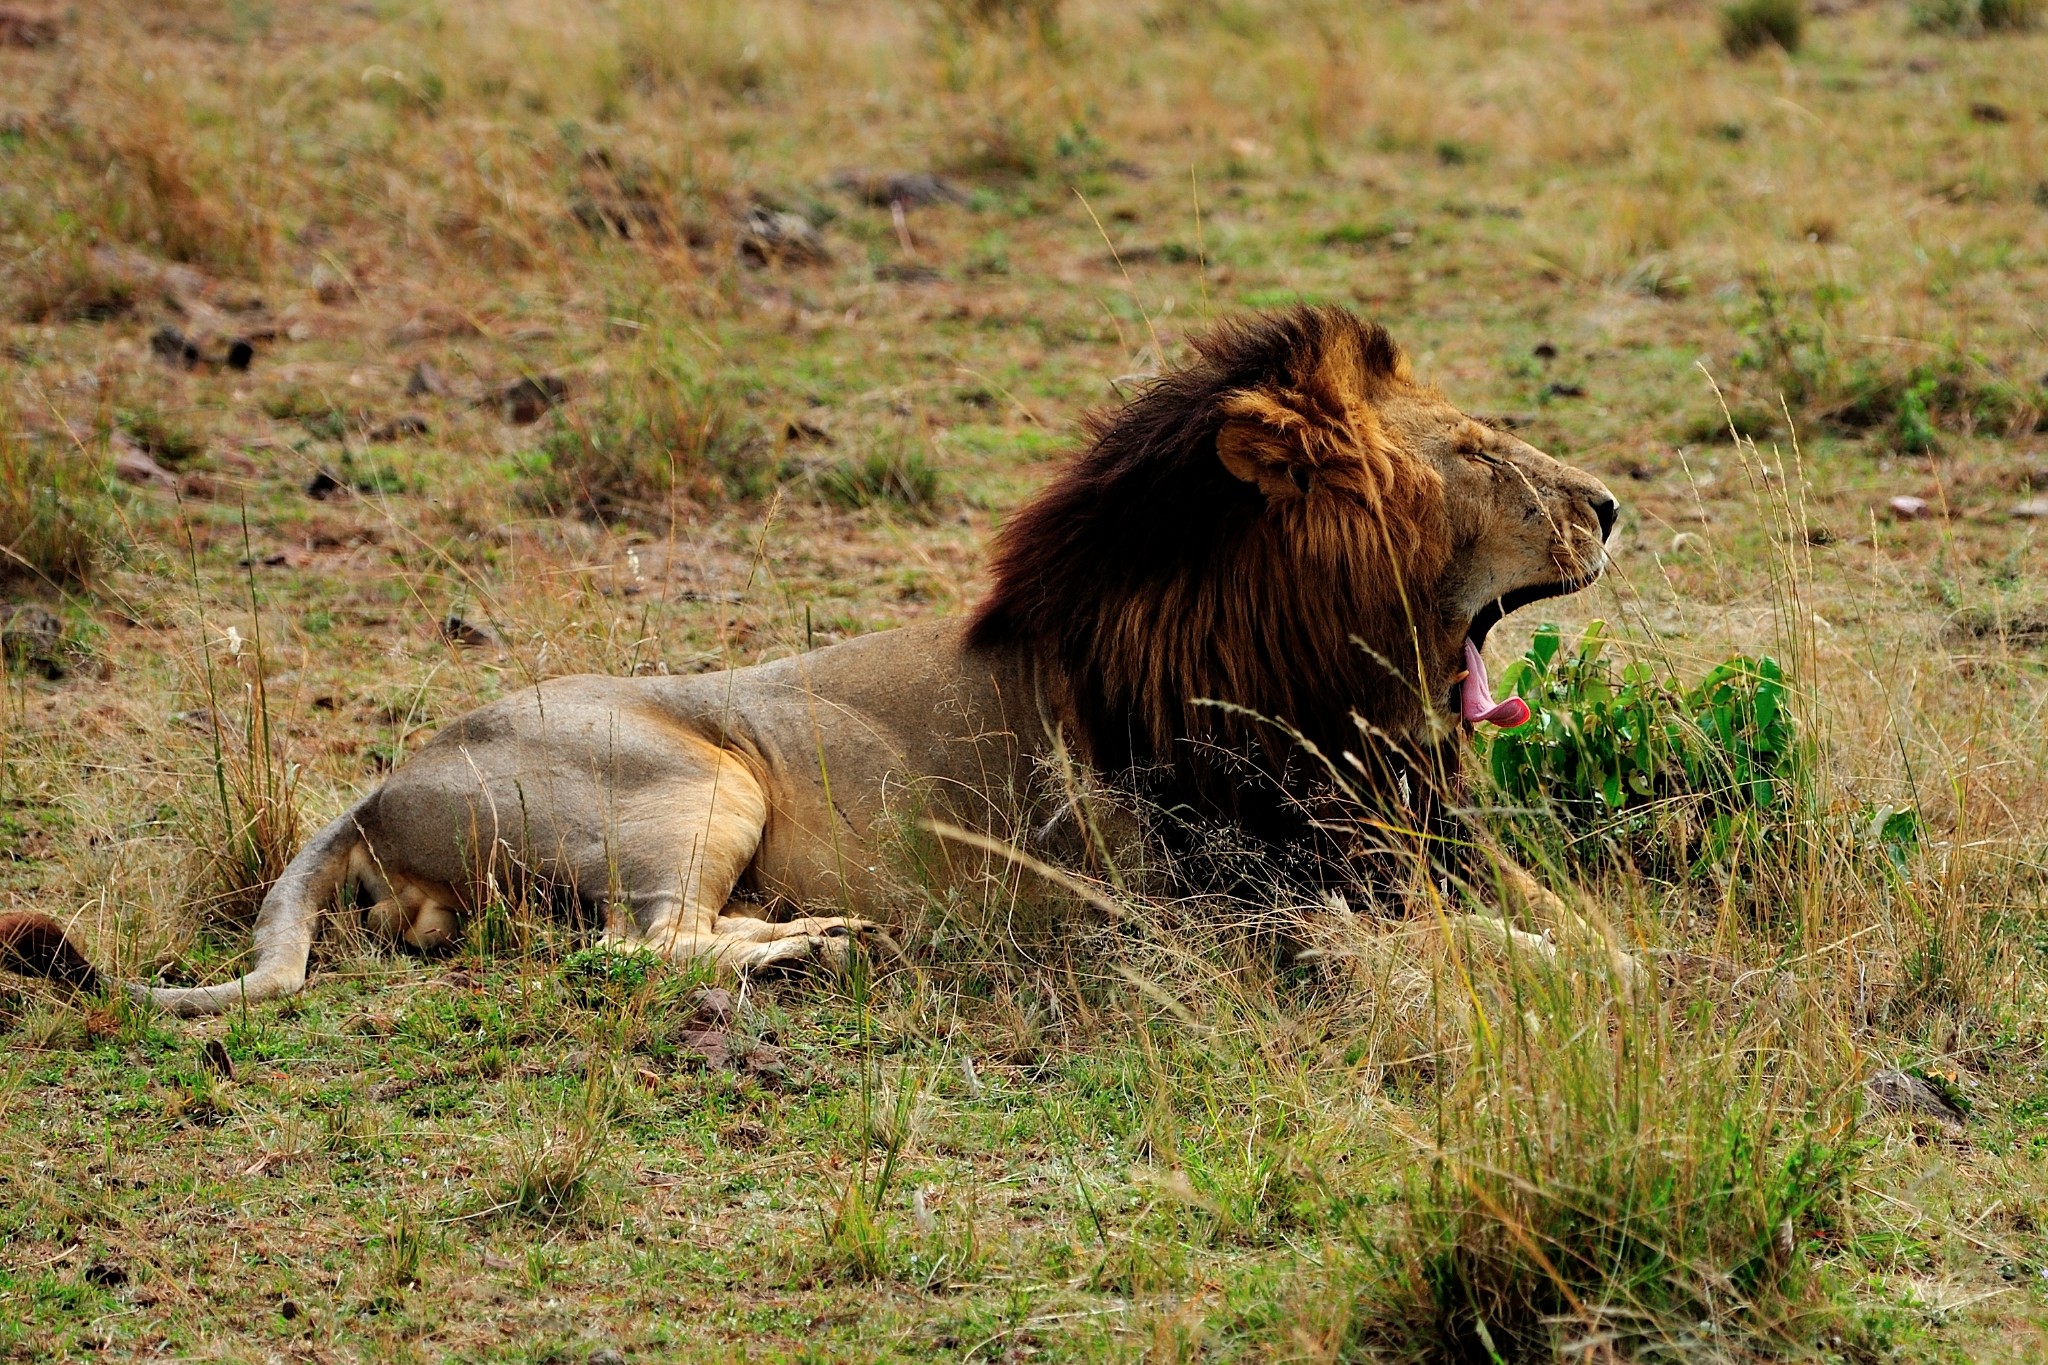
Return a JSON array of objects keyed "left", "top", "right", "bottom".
[{"left": 969, "top": 306, "right": 1616, "bottom": 854}]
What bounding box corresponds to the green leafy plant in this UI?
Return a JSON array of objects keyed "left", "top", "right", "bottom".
[
  {"left": 1482, "top": 622, "right": 1801, "bottom": 870},
  {"left": 561, "top": 945, "right": 659, "bottom": 1004},
  {"left": 1892, "top": 375, "right": 1940, "bottom": 455}
]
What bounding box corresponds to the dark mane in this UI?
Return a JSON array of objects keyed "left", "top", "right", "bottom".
[{"left": 967, "top": 306, "right": 1463, "bottom": 870}]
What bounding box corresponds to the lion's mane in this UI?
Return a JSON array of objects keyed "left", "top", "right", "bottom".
[{"left": 968, "top": 307, "right": 1465, "bottom": 872}]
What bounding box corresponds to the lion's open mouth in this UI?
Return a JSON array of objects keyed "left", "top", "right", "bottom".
[{"left": 1454, "top": 578, "right": 1592, "bottom": 729}]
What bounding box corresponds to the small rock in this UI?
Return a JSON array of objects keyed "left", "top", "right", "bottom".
[
  {"left": 440, "top": 616, "right": 500, "bottom": 649},
  {"left": 1, "top": 604, "right": 64, "bottom": 679},
  {"left": 149, "top": 325, "right": 201, "bottom": 369},
  {"left": 201, "top": 1038, "right": 235, "bottom": 1080},
  {"left": 1889, "top": 495, "right": 1929, "bottom": 520},
  {"left": 1969, "top": 101, "right": 2009, "bottom": 125},
  {"left": 589, "top": 1349, "right": 626, "bottom": 1365},
  {"left": 404, "top": 361, "right": 449, "bottom": 398},
  {"left": 1865, "top": 1067, "right": 1968, "bottom": 1127},
  {"left": 1532, "top": 341, "right": 1558, "bottom": 360},
  {"left": 2011, "top": 498, "right": 2048, "bottom": 520},
  {"left": 674, "top": 987, "right": 787, "bottom": 1078},
  {"left": 686, "top": 987, "right": 742, "bottom": 1027},
  {"left": 305, "top": 469, "right": 344, "bottom": 500},
  {"left": 308, "top": 263, "right": 351, "bottom": 305},
  {"left": 498, "top": 375, "right": 566, "bottom": 425},
  {"left": 224, "top": 338, "right": 254, "bottom": 371},
  {"left": 1540, "top": 380, "right": 1585, "bottom": 400},
  {"left": 82, "top": 1261, "right": 126, "bottom": 1288},
  {"left": 367, "top": 414, "right": 430, "bottom": 442},
  {"left": 738, "top": 208, "right": 829, "bottom": 266},
  {"left": 674, "top": 1025, "right": 733, "bottom": 1070},
  {"left": 876, "top": 261, "right": 942, "bottom": 284}
]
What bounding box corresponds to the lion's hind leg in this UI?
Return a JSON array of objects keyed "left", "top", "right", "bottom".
[
  {"left": 351, "top": 843, "right": 464, "bottom": 954},
  {"left": 597, "top": 743, "right": 880, "bottom": 972}
]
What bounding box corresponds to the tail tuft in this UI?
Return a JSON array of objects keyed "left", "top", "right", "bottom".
[{"left": 0, "top": 912, "right": 102, "bottom": 991}]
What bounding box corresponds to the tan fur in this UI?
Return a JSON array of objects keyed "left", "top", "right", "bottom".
[{"left": 2, "top": 308, "right": 1629, "bottom": 1015}]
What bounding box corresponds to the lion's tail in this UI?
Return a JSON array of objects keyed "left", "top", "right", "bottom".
[{"left": 0, "top": 800, "right": 367, "bottom": 1017}]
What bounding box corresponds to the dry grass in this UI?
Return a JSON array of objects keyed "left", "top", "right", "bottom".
[
  {"left": 0, "top": 403, "right": 108, "bottom": 594},
  {"left": 4, "top": 0, "right": 2048, "bottom": 1358}
]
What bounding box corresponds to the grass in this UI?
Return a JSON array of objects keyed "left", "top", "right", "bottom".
[
  {"left": 1721, "top": 0, "right": 1805, "bottom": 57},
  {"left": 522, "top": 331, "right": 767, "bottom": 522},
  {"left": 1913, "top": 0, "right": 2041, "bottom": 33},
  {"left": 1360, "top": 977, "right": 1860, "bottom": 1359},
  {"left": 815, "top": 445, "right": 946, "bottom": 514},
  {"left": 183, "top": 556, "right": 302, "bottom": 928},
  {"left": 0, "top": 408, "right": 108, "bottom": 593},
  {"left": 4, "top": 0, "right": 2048, "bottom": 1358}
]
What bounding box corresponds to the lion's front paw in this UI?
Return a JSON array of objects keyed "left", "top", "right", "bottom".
[{"left": 792, "top": 916, "right": 904, "bottom": 966}]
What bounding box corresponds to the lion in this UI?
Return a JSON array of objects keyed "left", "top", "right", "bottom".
[{"left": 0, "top": 306, "right": 1621, "bottom": 1015}]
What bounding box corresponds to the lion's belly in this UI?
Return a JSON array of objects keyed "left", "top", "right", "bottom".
[{"left": 644, "top": 621, "right": 1054, "bottom": 917}]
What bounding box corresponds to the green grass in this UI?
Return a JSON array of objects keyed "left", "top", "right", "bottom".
[
  {"left": 815, "top": 446, "right": 945, "bottom": 514},
  {"left": 1721, "top": 0, "right": 1805, "bottom": 57},
  {"left": 1913, "top": 0, "right": 2040, "bottom": 33},
  {"left": 0, "top": 411, "right": 111, "bottom": 595},
  {"left": 4, "top": 0, "right": 2048, "bottom": 1357}
]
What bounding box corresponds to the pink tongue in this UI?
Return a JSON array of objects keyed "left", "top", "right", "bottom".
[{"left": 1462, "top": 638, "right": 1532, "bottom": 729}]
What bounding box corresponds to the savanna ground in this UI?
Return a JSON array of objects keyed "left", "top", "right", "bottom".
[{"left": 3, "top": 0, "right": 2048, "bottom": 1359}]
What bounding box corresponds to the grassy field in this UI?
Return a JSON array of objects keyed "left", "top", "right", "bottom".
[{"left": 4, "top": 0, "right": 2048, "bottom": 1358}]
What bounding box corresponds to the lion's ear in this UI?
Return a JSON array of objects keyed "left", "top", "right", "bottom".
[
  {"left": 1217, "top": 415, "right": 1311, "bottom": 499},
  {"left": 1216, "top": 416, "right": 1274, "bottom": 485},
  {"left": 1216, "top": 392, "right": 1325, "bottom": 500}
]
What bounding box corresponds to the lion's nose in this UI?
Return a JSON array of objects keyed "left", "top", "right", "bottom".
[{"left": 1592, "top": 493, "right": 1619, "bottom": 542}]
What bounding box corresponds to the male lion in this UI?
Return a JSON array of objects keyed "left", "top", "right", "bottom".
[{"left": 0, "top": 307, "right": 1620, "bottom": 1015}]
